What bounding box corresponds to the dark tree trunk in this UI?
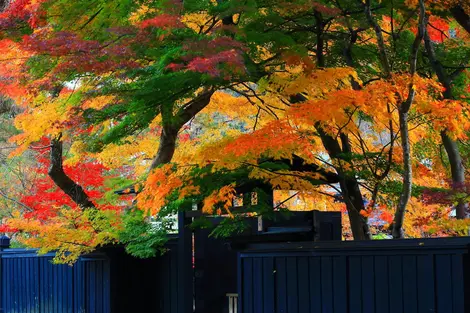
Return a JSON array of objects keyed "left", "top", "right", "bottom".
[
  {"left": 392, "top": 112, "right": 412, "bottom": 239},
  {"left": 341, "top": 178, "right": 371, "bottom": 240},
  {"left": 317, "top": 127, "right": 371, "bottom": 240},
  {"left": 150, "top": 125, "right": 178, "bottom": 169},
  {"left": 424, "top": 27, "right": 468, "bottom": 219},
  {"left": 48, "top": 138, "right": 95, "bottom": 209},
  {"left": 310, "top": 14, "right": 370, "bottom": 240},
  {"left": 451, "top": 5, "right": 470, "bottom": 35},
  {"left": 149, "top": 90, "right": 214, "bottom": 170},
  {"left": 441, "top": 131, "right": 467, "bottom": 218}
]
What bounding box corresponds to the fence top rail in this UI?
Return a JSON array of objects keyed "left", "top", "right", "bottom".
[
  {"left": 240, "top": 237, "right": 470, "bottom": 254},
  {"left": 0, "top": 248, "right": 109, "bottom": 259}
]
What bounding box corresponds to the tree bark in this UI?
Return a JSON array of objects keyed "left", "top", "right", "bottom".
[
  {"left": 48, "top": 138, "right": 95, "bottom": 209},
  {"left": 149, "top": 89, "right": 214, "bottom": 170},
  {"left": 150, "top": 125, "right": 178, "bottom": 169},
  {"left": 451, "top": 5, "right": 470, "bottom": 35},
  {"left": 317, "top": 127, "right": 371, "bottom": 240},
  {"left": 441, "top": 132, "right": 467, "bottom": 218},
  {"left": 423, "top": 26, "right": 468, "bottom": 219},
  {"left": 311, "top": 11, "right": 370, "bottom": 240},
  {"left": 391, "top": 0, "right": 426, "bottom": 238},
  {"left": 392, "top": 112, "right": 412, "bottom": 238}
]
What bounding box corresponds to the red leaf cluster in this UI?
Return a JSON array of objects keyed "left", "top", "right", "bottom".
[
  {"left": 140, "top": 14, "right": 183, "bottom": 29},
  {"left": 20, "top": 138, "right": 123, "bottom": 221}
]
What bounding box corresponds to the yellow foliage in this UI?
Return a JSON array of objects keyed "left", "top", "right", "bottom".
[
  {"left": 137, "top": 164, "right": 184, "bottom": 215},
  {"left": 181, "top": 12, "right": 221, "bottom": 33},
  {"left": 7, "top": 208, "right": 121, "bottom": 264},
  {"left": 81, "top": 95, "right": 115, "bottom": 110},
  {"left": 202, "top": 184, "right": 236, "bottom": 217}
]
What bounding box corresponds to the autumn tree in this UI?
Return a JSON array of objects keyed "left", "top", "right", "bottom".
[{"left": 0, "top": 0, "right": 468, "bottom": 259}]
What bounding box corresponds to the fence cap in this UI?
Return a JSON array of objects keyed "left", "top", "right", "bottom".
[{"left": 0, "top": 235, "right": 10, "bottom": 248}]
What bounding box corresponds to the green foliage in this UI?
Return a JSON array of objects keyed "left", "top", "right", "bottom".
[{"left": 119, "top": 210, "right": 170, "bottom": 258}]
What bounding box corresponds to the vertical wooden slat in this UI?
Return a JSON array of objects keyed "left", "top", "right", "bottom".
[
  {"left": 163, "top": 253, "right": 171, "bottom": 313},
  {"left": 97, "top": 261, "right": 104, "bottom": 313},
  {"left": 25, "top": 258, "right": 30, "bottom": 313},
  {"left": 416, "top": 254, "right": 435, "bottom": 313},
  {"left": 321, "top": 256, "right": 333, "bottom": 313},
  {"left": 171, "top": 251, "right": 179, "bottom": 313},
  {"left": 275, "top": 257, "right": 287, "bottom": 313},
  {"left": 332, "top": 256, "right": 347, "bottom": 313},
  {"left": 374, "top": 256, "right": 389, "bottom": 313},
  {"left": 56, "top": 263, "right": 62, "bottom": 313},
  {"left": 8, "top": 259, "right": 13, "bottom": 312},
  {"left": 361, "top": 256, "right": 375, "bottom": 313},
  {"left": 253, "top": 258, "right": 264, "bottom": 313},
  {"left": 263, "top": 257, "right": 275, "bottom": 313},
  {"left": 237, "top": 252, "right": 242, "bottom": 313},
  {"left": 348, "top": 256, "right": 362, "bottom": 313},
  {"left": 286, "top": 257, "right": 298, "bottom": 313},
  {"left": 48, "top": 257, "right": 53, "bottom": 313},
  {"left": 451, "top": 254, "right": 465, "bottom": 313},
  {"left": 103, "top": 259, "right": 111, "bottom": 313},
  {"left": 435, "top": 254, "right": 452, "bottom": 313},
  {"left": 2, "top": 258, "right": 6, "bottom": 312},
  {"left": 66, "top": 265, "right": 71, "bottom": 313},
  {"left": 74, "top": 259, "right": 83, "bottom": 313},
  {"left": 297, "top": 257, "right": 310, "bottom": 313},
  {"left": 243, "top": 258, "right": 254, "bottom": 313},
  {"left": 309, "top": 257, "right": 322, "bottom": 313},
  {"left": 14, "top": 258, "right": 18, "bottom": 312},
  {"left": 388, "top": 255, "right": 403, "bottom": 313},
  {"left": 177, "top": 212, "right": 193, "bottom": 313},
  {"left": 39, "top": 258, "right": 44, "bottom": 313},
  {"left": 402, "top": 255, "right": 418, "bottom": 313},
  {"left": 18, "top": 258, "right": 23, "bottom": 313}
]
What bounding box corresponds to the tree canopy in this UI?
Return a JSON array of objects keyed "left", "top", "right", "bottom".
[{"left": 0, "top": 0, "right": 469, "bottom": 262}]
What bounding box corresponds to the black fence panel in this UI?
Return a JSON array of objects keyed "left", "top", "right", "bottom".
[
  {"left": 0, "top": 249, "right": 110, "bottom": 313},
  {"left": 194, "top": 218, "right": 239, "bottom": 313},
  {"left": 106, "top": 238, "right": 180, "bottom": 313},
  {"left": 0, "top": 239, "right": 182, "bottom": 313},
  {"left": 239, "top": 237, "right": 470, "bottom": 313}
]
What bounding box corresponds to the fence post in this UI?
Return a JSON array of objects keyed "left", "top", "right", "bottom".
[
  {"left": 178, "top": 212, "right": 193, "bottom": 313},
  {"left": 0, "top": 235, "right": 10, "bottom": 313}
]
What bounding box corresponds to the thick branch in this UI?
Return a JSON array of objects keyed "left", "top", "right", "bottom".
[
  {"left": 451, "top": 5, "right": 470, "bottom": 34},
  {"left": 276, "top": 154, "right": 340, "bottom": 184},
  {"left": 150, "top": 89, "right": 214, "bottom": 170},
  {"left": 424, "top": 28, "right": 467, "bottom": 219},
  {"left": 363, "top": 0, "right": 391, "bottom": 77},
  {"left": 48, "top": 139, "right": 95, "bottom": 209}
]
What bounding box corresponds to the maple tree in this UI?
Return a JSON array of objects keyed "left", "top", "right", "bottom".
[{"left": 0, "top": 0, "right": 468, "bottom": 259}]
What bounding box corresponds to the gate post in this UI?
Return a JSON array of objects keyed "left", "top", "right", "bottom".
[
  {"left": 0, "top": 235, "right": 10, "bottom": 313},
  {"left": 178, "top": 212, "right": 193, "bottom": 313}
]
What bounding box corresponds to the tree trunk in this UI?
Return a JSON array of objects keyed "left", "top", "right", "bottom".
[
  {"left": 423, "top": 26, "right": 468, "bottom": 220},
  {"left": 149, "top": 90, "right": 214, "bottom": 170},
  {"left": 441, "top": 131, "right": 467, "bottom": 218},
  {"left": 150, "top": 125, "right": 178, "bottom": 170},
  {"left": 451, "top": 5, "right": 470, "bottom": 35},
  {"left": 48, "top": 138, "right": 95, "bottom": 209},
  {"left": 317, "top": 127, "right": 371, "bottom": 240},
  {"left": 341, "top": 178, "right": 371, "bottom": 240},
  {"left": 392, "top": 0, "right": 426, "bottom": 238},
  {"left": 392, "top": 112, "right": 412, "bottom": 239}
]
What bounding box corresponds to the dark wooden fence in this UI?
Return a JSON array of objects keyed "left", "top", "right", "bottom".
[
  {"left": 0, "top": 249, "right": 110, "bottom": 313},
  {"left": 4, "top": 211, "right": 470, "bottom": 313},
  {"left": 0, "top": 238, "right": 181, "bottom": 313},
  {"left": 238, "top": 237, "right": 470, "bottom": 313},
  {"left": 105, "top": 237, "right": 180, "bottom": 313}
]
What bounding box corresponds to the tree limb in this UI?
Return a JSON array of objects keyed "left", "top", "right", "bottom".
[{"left": 48, "top": 137, "right": 95, "bottom": 209}]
